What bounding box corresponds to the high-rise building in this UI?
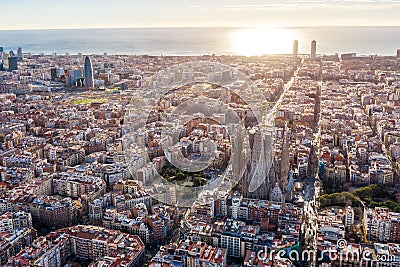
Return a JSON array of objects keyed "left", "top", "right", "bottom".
[
  {"left": 3, "top": 53, "right": 9, "bottom": 70},
  {"left": 50, "top": 67, "right": 58, "bottom": 81},
  {"left": 397, "top": 49, "right": 400, "bottom": 58},
  {"left": 293, "top": 39, "right": 299, "bottom": 58},
  {"left": 8, "top": 57, "right": 18, "bottom": 71},
  {"left": 73, "top": 69, "right": 83, "bottom": 86},
  {"left": 84, "top": 56, "right": 94, "bottom": 88},
  {"left": 311, "top": 39, "right": 317, "bottom": 59},
  {"left": 17, "top": 47, "right": 22, "bottom": 57},
  {"left": 0, "top": 47, "right": 3, "bottom": 53}
]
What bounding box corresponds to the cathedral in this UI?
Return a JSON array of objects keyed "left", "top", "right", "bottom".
[{"left": 237, "top": 123, "right": 294, "bottom": 203}]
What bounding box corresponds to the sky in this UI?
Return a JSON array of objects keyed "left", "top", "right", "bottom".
[{"left": 1, "top": 0, "right": 400, "bottom": 30}]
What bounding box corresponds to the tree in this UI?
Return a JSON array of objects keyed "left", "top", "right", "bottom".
[{"left": 176, "top": 172, "right": 186, "bottom": 180}]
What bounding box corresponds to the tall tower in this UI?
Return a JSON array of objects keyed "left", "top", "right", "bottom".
[
  {"left": 311, "top": 40, "right": 317, "bottom": 59},
  {"left": 397, "top": 49, "right": 400, "bottom": 58},
  {"left": 84, "top": 56, "right": 94, "bottom": 88},
  {"left": 293, "top": 40, "right": 299, "bottom": 58},
  {"left": 3, "top": 53, "right": 9, "bottom": 70},
  {"left": 51, "top": 67, "right": 58, "bottom": 82},
  {"left": 237, "top": 126, "right": 274, "bottom": 200},
  {"left": 8, "top": 57, "right": 18, "bottom": 71}
]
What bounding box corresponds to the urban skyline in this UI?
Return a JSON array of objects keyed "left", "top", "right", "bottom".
[{"left": 1, "top": 41, "right": 400, "bottom": 266}]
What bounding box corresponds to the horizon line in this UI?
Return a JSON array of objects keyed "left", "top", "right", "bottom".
[{"left": 2, "top": 25, "right": 400, "bottom": 31}]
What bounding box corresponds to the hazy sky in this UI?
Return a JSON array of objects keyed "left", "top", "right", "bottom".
[{"left": 2, "top": 0, "right": 400, "bottom": 30}]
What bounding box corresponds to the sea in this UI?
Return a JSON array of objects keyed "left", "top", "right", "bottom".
[{"left": 0, "top": 27, "right": 399, "bottom": 56}]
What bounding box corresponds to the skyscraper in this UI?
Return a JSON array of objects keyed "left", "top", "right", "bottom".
[
  {"left": 72, "top": 69, "right": 83, "bottom": 86},
  {"left": 397, "top": 49, "right": 400, "bottom": 58},
  {"left": 0, "top": 47, "right": 3, "bottom": 53},
  {"left": 84, "top": 56, "right": 94, "bottom": 88},
  {"left": 17, "top": 47, "right": 22, "bottom": 57},
  {"left": 311, "top": 40, "right": 317, "bottom": 59},
  {"left": 3, "top": 53, "right": 9, "bottom": 70},
  {"left": 293, "top": 40, "right": 298, "bottom": 58},
  {"left": 8, "top": 57, "right": 18, "bottom": 71},
  {"left": 51, "top": 67, "right": 58, "bottom": 81}
]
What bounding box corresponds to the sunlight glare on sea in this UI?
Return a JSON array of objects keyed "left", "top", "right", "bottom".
[{"left": 230, "top": 27, "right": 298, "bottom": 56}]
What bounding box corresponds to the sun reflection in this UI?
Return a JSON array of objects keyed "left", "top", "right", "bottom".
[{"left": 231, "top": 28, "right": 298, "bottom": 56}]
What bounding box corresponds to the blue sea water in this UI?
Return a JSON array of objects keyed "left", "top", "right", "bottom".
[{"left": 0, "top": 27, "right": 399, "bottom": 56}]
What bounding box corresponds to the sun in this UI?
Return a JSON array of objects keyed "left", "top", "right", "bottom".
[{"left": 231, "top": 27, "right": 298, "bottom": 56}]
